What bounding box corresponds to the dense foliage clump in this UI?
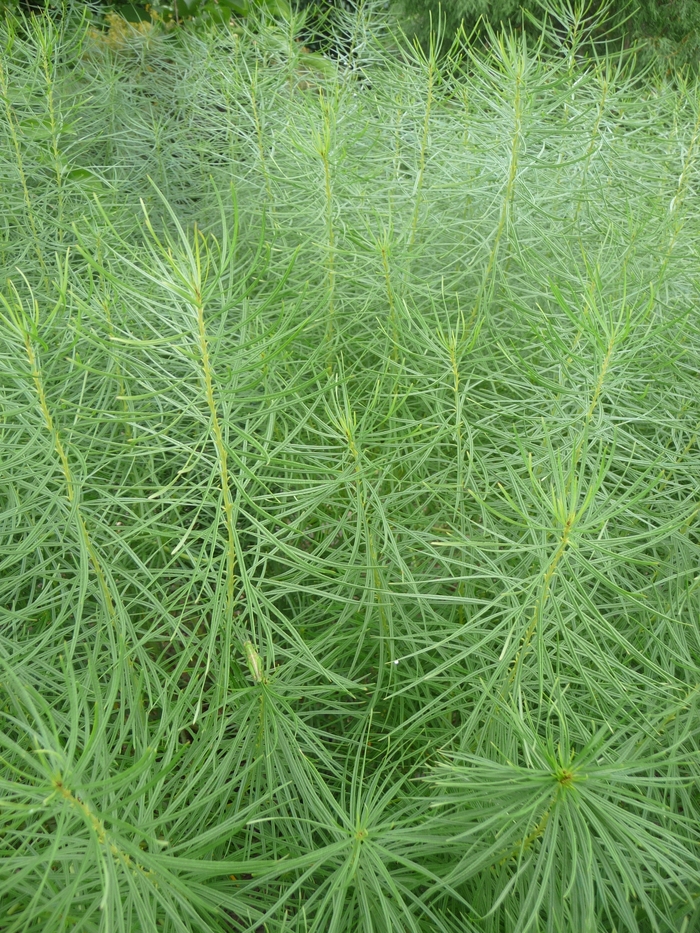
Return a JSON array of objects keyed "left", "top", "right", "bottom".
[{"left": 1, "top": 2, "right": 699, "bottom": 931}]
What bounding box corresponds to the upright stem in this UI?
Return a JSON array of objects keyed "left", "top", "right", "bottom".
[
  {"left": 21, "top": 310, "right": 119, "bottom": 636},
  {"left": 0, "top": 60, "right": 47, "bottom": 277},
  {"left": 190, "top": 230, "right": 239, "bottom": 711},
  {"left": 469, "top": 52, "right": 524, "bottom": 325},
  {"left": 192, "top": 239, "right": 237, "bottom": 618},
  {"left": 39, "top": 35, "right": 64, "bottom": 243},
  {"left": 316, "top": 87, "right": 337, "bottom": 364},
  {"left": 249, "top": 65, "right": 279, "bottom": 235},
  {"left": 408, "top": 55, "right": 435, "bottom": 248}
]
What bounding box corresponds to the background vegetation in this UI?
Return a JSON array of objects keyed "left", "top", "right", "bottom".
[
  {"left": 5, "top": 0, "right": 700, "bottom": 73},
  {"left": 1, "top": 1, "right": 699, "bottom": 931},
  {"left": 391, "top": 0, "right": 700, "bottom": 72}
]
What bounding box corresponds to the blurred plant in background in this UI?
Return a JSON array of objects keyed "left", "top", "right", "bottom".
[
  {"left": 391, "top": 0, "right": 700, "bottom": 73},
  {"left": 1, "top": 0, "right": 292, "bottom": 24}
]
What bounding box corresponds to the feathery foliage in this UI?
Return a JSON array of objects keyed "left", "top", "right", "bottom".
[{"left": 1, "top": 1, "right": 699, "bottom": 930}]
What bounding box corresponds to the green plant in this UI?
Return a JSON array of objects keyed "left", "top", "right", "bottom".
[{"left": 0, "top": 1, "right": 699, "bottom": 930}]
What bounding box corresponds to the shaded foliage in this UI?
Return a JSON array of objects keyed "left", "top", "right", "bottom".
[{"left": 391, "top": 0, "right": 700, "bottom": 72}]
